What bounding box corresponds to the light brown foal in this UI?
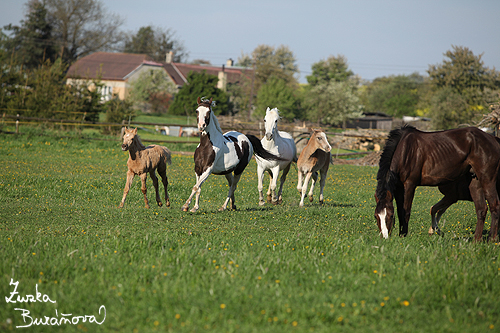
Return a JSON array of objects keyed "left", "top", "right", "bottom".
[{"left": 119, "top": 128, "right": 172, "bottom": 208}]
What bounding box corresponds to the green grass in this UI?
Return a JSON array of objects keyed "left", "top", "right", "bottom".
[{"left": 0, "top": 128, "right": 499, "bottom": 332}]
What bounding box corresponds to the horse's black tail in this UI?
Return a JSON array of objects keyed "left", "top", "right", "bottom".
[{"left": 246, "top": 134, "right": 286, "bottom": 161}]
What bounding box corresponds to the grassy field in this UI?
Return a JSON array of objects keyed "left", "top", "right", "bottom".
[{"left": 0, "top": 128, "right": 499, "bottom": 332}]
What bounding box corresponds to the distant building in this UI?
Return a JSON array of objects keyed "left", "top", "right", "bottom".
[
  {"left": 66, "top": 52, "right": 252, "bottom": 101},
  {"left": 346, "top": 112, "right": 393, "bottom": 130}
]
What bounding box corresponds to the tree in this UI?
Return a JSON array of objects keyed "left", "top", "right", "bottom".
[
  {"left": 254, "top": 76, "right": 300, "bottom": 121},
  {"left": 426, "top": 45, "right": 500, "bottom": 129},
  {"left": 123, "top": 25, "right": 187, "bottom": 63},
  {"left": 361, "top": 73, "right": 425, "bottom": 117},
  {"left": 305, "top": 80, "right": 363, "bottom": 127},
  {"left": 45, "top": 0, "right": 125, "bottom": 63},
  {"left": 127, "top": 69, "right": 177, "bottom": 114},
  {"left": 238, "top": 44, "right": 299, "bottom": 90},
  {"left": 2, "top": 0, "right": 57, "bottom": 69},
  {"left": 169, "top": 71, "right": 229, "bottom": 116},
  {"left": 306, "top": 55, "right": 354, "bottom": 86}
]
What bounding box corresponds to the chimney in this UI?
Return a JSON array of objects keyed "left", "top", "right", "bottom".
[
  {"left": 166, "top": 51, "right": 174, "bottom": 64},
  {"left": 226, "top": 58, "right": 233, "bottom": 67}
]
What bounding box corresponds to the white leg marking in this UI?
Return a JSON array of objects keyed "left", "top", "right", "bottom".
[{"left": 379, "top": 208, "right": 389, "bottom": 239}]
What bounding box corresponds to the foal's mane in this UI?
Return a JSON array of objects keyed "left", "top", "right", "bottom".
[
  {"left": 375, "top": 124, "right": 416, "bottom": 199},
  {"left": 199, "top": 98, "right": 223, "bottom": 135},
  {"left": 129, "top": 130, "right": 146, "bottom": 150}
]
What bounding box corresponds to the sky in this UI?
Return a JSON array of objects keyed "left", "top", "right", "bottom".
[{"left": 1, "top": 0, "right": 500, "bottom": 83}]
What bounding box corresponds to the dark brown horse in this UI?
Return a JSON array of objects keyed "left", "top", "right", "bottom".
[
  {"left": 429, "top": 137, "right": 500, "bottom": 237},
  {"left": 375, "top": 125, "right": 500, "bottom": 242}
]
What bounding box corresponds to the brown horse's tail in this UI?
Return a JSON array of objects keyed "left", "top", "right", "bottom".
[{"left": 246, "top": 134, "right": 286, "bottom": 161}]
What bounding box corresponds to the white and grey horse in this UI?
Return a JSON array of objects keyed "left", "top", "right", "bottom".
[{"left": 255, "top": 107, "right": 297, "bottom": 205}]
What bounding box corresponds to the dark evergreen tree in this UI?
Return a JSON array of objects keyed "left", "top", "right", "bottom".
[{"left": 169, "top": 71, "right": 230, "bottom": 116}]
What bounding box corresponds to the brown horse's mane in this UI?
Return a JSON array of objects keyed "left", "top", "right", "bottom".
[{"left": 375, "top": 124, "right": 417, "bottom": 200}]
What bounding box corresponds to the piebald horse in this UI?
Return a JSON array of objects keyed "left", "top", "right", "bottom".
[
  {"left": 256, "top": 107, "right": 297, "bottom": 205},
  {"left": 181, "top": 97, "right": 284, "bottom": 213},
  {"left": 297, "top": 129, "right": 332, "bottom": 207},
  {"left": 375, "top": 125, "right": 500, "bottom": 242}
]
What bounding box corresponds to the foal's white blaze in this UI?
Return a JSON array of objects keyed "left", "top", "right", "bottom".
[{"left": 378, "top": 208, "right": 389, "bottom": 239}]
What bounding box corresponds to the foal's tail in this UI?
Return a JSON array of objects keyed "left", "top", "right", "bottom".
[
  {"left": 162, "top": 146, "right": 172, "bottom": 165},
  {"left": 246, "top": 134, "right": 286, "bottom": 161}
]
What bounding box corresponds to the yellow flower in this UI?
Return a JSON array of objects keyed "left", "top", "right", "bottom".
[
  {"left": 402, "top": 300, "right": 410, "bottom": 306},
  {"left": 292, "top": 321, "right": 298, "bottom": 327},
  {"left": 175, "top": 314, "right": 180, "bottom": 319},
  {"left": 220, "top": 304, "right": 226, "bottom": 309}
]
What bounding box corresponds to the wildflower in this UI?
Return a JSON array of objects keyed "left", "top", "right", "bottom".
[
  {"left": 220, "top": 304, "right": 226, "bottom": 309},
  {"left": 175, "top": 314, "right": 180, "bottom": 319}
]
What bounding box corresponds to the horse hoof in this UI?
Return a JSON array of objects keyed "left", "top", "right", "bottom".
[
  {"left": 166, "top": 201, "right": 170, "bottom": 208},
  {"left": 259, "top": 201, "right": 265, "bottom": 206},
  {"left": 145, "top": 204, "right": 150, "bottom": 209},
  {"left": 118, "top": 203, "right": 124, "bottom": 208},
  {"left": 190, "top": 208, "right": 198, "bottom": 213},
  {"left": 272, "top": 200, "right": 279, "bottom": 206},
  {"left": 181, "top": 206, "right": 188, "bottom": 212},
  {"left": 158, "top": 202, "right": 163, "bottom": 207},
  {"left": 319, "top": 199, "right": 324, "bottom": 205},
  {"left": 309, "top": 196, "right": 314, "bottom": 202}
]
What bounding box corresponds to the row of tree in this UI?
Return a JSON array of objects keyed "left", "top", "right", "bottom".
[{"left": 1, "top": 0, "right": 500, "bottom": 130}]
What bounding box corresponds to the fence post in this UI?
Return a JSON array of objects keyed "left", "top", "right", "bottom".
[
  {"left": 120, "top": 120, "right": 126, "bottom": 138},
  {"left": 16, "top": 114, "right": 19, "bottom": 134}
]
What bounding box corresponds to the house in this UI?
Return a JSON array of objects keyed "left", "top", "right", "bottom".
[
  {"left": 66, "top": 52, "right": 252, "bottom": 101},
  {"left": 66, "top": 52, "right": 165, "bottom": 101}
]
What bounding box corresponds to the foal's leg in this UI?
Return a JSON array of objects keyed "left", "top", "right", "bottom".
[
  {"left": 299, "top": 172, "right": 313, "bottom": 207},
  {"left": 308, "top": 171, "right": 319, "bottom": 202},
  {"left": 276, "top": 163, "right": 291, "bottom": 204},
  {"left": 318, "top": 164, "right": 329, "bottom": 205},
  {"left": 429, "top": 196, "right": 456, "bottom": 236},
  {"left": 149, "top": 170, "right": 162, "bottom": 207},
  {"left": 119, "top": 170, "right": 135, "bottom": 208},
  {"left": 158, "top": 166, "right": 170, "bottom": 207},
  {"left": 139, "top": 173, "right": 150, "bottom": 208}
]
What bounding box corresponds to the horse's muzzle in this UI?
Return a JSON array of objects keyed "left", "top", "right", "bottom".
[
  {"left": 266, "top": 133, "right": 273, "bottom": 141},
  {"left": 121, "top": 144, "right": 128, "bottom": 151}
]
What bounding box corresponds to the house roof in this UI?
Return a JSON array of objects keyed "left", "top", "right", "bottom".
[
  {"left": 67, "top": 52, "right": 162, "bottom": 81},
  {"left": 164, "top": 63, "right": 252, "bottom": 86},
  {"left": 67, "top": 52, "right": 253, "bottom": 86}
]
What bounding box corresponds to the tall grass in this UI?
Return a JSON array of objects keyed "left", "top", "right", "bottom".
[{"left": 0, "top": 129, "right": 498, "bottom": 332}]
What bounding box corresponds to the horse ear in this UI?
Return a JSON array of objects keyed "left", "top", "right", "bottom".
[
  {"left": 209, "top": 97, "right": 213, "bottom": 106},
  {"left": 133, "top": 128, "right": 138, "bottom": 134},
  {"left": 197, "top": 97, "right": 201, "bottom": 105},
  {"left": 266, "top": 107, "right": 270, "bottom": 113}
]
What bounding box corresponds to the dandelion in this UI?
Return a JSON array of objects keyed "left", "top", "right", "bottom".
[
  {"left": 175, "top": 314, "right": 180, "bottom": 319},
  {"left": 220, "top": 304, "right": 226, "bottom": 309},
  {"left": 402, "top": 300, "right": 410, "bottom": 306},
  {"left": 292, "top": 321, "right": 298, "bottom": 327}
]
